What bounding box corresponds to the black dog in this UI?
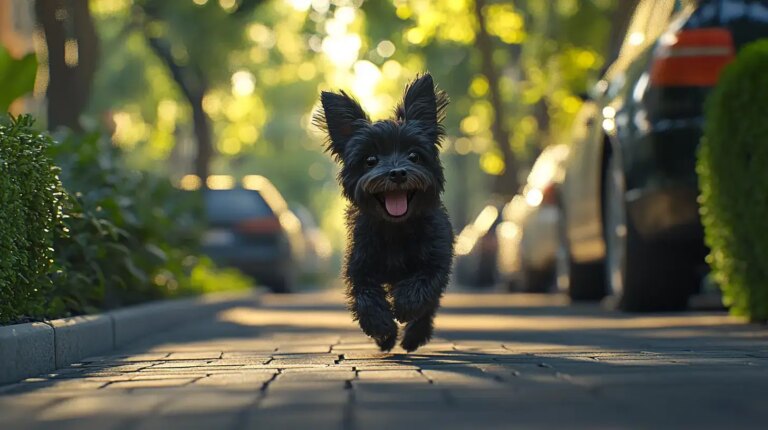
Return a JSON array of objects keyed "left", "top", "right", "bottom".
[{"left": 314, "top": 73, "right": 454, "bottom": 352}]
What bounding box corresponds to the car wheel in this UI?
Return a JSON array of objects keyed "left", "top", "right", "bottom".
[
  {"left": 520, "top": 264, "right": 554, "bottom": 293},
  {"left": 603, "top": 155, "right": 691, "bottom": 311},
  {"left": 556, "top": 204, "right": 606, "bottom": 301},
  {"left": 267, "top": 266, "right": 295, "bottom": 294}
]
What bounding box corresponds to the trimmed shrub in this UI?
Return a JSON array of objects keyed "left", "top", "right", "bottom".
[
  {"left": 698, "top": 40, "right": 768, "bottom": 321},
  {"left": 0, "top": 116, "right": 64, "bottom": 324},
  {"left": 48, "top": 131, "right": 251, "bottom": 315}
]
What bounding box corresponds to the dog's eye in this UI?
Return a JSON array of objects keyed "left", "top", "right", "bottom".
[
  {"left": 407, "top": 152, "right": 420, "bottom": 163},
  {"left": 365, "top": 156, "right": 378, "bottom": 167}
]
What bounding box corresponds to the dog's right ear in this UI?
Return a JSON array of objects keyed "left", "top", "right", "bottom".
[{"left": 314, "top": 91, "right": 369, "bottom": 159}]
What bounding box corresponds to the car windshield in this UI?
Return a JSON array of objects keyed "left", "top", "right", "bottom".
[{"left": 204, "top": 189, "right": 274, "bottom": 224}]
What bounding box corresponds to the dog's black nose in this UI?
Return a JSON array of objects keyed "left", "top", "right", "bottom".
[{"left": 388, "top": 168, "right": 407, "bottom": 183}]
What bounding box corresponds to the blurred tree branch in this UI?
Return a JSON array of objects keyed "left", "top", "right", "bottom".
[
  {"left": 130, "top": 0, "right": 265, "bottom": 183},
  {"left": 143, "top": 31, "right": 212, "bottom": 182}
]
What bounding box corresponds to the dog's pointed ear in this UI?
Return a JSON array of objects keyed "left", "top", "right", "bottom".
[
  {"left": 314, "top": 90, "right": 369, "bottom": 158},
  {"left": 396, "top": 73, "right": 449, "bottom": 144}
]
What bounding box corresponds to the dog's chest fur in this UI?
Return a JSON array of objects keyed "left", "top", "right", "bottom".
[{"left": 346, "top": 206, "right": 453, "bottom": 284}]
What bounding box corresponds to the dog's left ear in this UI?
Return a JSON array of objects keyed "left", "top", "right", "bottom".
[
  {"left": 396, "top": 73, "right": 449, "bottom": 144},
  {"left": 314, "top": 90, "right": 370, "bottom": 159}
]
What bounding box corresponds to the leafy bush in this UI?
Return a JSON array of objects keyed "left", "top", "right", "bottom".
[
  {"left": 0, "top": 117, "right": 251, "bottom": 324},
  {"left": 48, "top": 131, "right": 251, "bottom": 315},
  {"left": 0, "top": 116, "right": 63, "bottom": 324},
  {"left": 0, "top": 46, "right": 37, "bottom": 112},
  {"left": 697, "top": 40, "right": 768, "bottom": 321}
]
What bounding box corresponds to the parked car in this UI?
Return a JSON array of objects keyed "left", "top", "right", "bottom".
[
  {"left": 496, "top": 144, "right": 569, "bottom": 292},
  {"left": 556, "top": 0, "right": 768, "bottom": 310},
  {"left": 454, "top": 203, "right": 503, "bottom": 288},
  {"left": 200, "top": 175, "right": 305, "bottom": 293},
  {"left": 292, "top": 204, "right": 333, "bottom": 282}
]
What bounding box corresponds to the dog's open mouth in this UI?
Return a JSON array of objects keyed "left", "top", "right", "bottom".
[{"left": 377, "top": 190, "right": 416, "bottom": 217}]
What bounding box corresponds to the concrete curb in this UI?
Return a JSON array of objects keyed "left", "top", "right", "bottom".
[
  {"left": 50, "top": 314, "right": 113, "bottom": 369},
  {"left": 0, "top": 323, "right": 55, "bottom": 385},
  {"left": 0, "top": 290, "right": 261, "bottom": 385}
]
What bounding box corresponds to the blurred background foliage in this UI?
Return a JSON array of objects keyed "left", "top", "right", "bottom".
[{"left": 9, "top": 0, "right": 619, "bottom": 258}]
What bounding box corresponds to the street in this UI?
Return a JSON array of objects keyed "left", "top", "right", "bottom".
[{"left": 2, "top": 289, "right": 768, "bottom": 430}]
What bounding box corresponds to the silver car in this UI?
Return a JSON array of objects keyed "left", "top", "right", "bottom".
[{"left": 496, "top": 144, "right": 569, "bottom": 292}]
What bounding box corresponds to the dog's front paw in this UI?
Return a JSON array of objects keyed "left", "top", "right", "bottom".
[
  {"left": 392, "top": 289, "right": 431, "bottom": 324},
  {"left": 358, "top": 312, "right": 398, "bottom": 352},
  {"left": 363, "top": 317, "right": 397, "bottom": 352},
  {"left": 374, "top": 328, "right": 398, "bottom": 352}
]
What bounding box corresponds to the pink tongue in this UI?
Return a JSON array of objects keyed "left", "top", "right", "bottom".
[{"left": 384, "top": 191, "right": 408, "bottom": 217}]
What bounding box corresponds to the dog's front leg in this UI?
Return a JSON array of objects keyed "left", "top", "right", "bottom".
[
  {"left": 347, "top": 277, "right": 398, "bottom": 351},
  {"left": 391, "top": 271, "right": 448, "bottom": 325}
]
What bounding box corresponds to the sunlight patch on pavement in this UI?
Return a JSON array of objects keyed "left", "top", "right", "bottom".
[
  {"left": 219, "top": 307, "right": 356, "bottom": 330},
  {"left": 218, "top": 306, "right": 743, "bottom": 333}
]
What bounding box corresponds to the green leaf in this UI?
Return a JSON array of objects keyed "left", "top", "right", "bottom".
[{"left": 0, "top": 46, "right": 37, "bottom": 113}]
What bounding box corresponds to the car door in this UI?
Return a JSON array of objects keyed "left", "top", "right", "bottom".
[{"left": 563, "top": 0, "right": 681, "bottom": 264}]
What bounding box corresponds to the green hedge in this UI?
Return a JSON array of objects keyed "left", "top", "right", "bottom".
[
  {"left": 0, "top": 117, "right": 251, "bottom": 325},
  {"left": 698, "top": 40, "right": 768, "bottom": 321},
  {"left": 49, "top": 130, "right": 250, "bottom": 314},
  {"left": 0, "top": 116, "right": 63, "bottom": 323}
]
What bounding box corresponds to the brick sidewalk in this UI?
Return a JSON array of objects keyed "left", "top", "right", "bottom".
[{"left": 2, "top": 291, "right": 768, "bottom": 429}]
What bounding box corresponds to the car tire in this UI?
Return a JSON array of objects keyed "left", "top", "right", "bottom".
[
  {"left": 603, "top": 155, "right": 693, "bottom": 311},
  {"left": 520, "top": 264, "right": 554, "bottom": 293},
  {"left": 556, "top": 204, "right": 606, "bottom": 301},
  {"left": 469, "top": 248, "right": 497, "bottom": 288},
  {"left": 267, "top": 266, "right": 295, "bottom": 294}
]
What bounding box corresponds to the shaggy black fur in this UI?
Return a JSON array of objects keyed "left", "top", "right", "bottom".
[{"left": 314, "top": 73, "right": 454, "bottom": 352}]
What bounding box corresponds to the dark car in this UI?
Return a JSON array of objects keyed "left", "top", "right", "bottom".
[
  {"left": 201, "top": 176, "right": 304, "bottom": 293},
  {"left": 557, "top": 0, "right": 768, "bottom": 310},
  {"left": 454, "top": 203, "right": 503, "bottom": 288}
]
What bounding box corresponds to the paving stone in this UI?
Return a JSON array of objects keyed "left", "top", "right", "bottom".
[
  {"left": 160, "top": 391, "right": 259, "bottom": 414},
  {"left": 352, "top": 364, "right": 422, "bottom": 371},
  {"left": 279, "top": 365, "right": 356, "bottom": 372},
  {"left": 356, "top": 370, "right": 429, "bottom": 382},
  {"left": 194, "top": 372, "right": 276, "bottom": 388},
  {"left": 267, "top": 380, "right": 347, "bottom": 392},
  {"left": 149, "top": 360, "right": 215, "bottom": 369},
  {"left": 339, "top": 351, "right": 395, "bottom": 360},
  {"left": 36, "top": 391, "right": 173, "bottom": 421},
  {"left": 166, "top": 352, "right": 223, "bottom": 360},
  {"left": 330, "top": 342, "right": 378, "bottom": 351},
  {"left": 213, "top": 357, "right": 272, "bottom": 366},
  {"left": 352, "top": 382, "right": 447, "bottom": 404},
  {"left": 221, "top": 351, "right": 276, "bottom": 359},
  {"left": 105, "top": 378, "right": 198, "bottom": 389},
  {"left": 245, "top": 405, "right": 346, "bottom": 430},
  {"left": 261, "top": 383, "right": 350, "bottom": 407},
  {"left": 277, "top": 370, "right": 355, "bottom": 382},
  {"left": 274, "top": 345, "right": 332, "bottom": 354},
  {"left": 420, "top": 368, "right": 501, "bottom": 387},
  {"left": 137, "top": 414, "right": 244, "bottom": 430},
  {"left": 269, "top": 356, "right": 339, "bottom": 365}
]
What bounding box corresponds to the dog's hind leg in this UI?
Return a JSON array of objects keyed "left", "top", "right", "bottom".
[{"left": 400, "top": 308, "right": 436, "bottom": 352}]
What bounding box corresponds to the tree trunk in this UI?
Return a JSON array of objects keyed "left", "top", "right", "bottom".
[
  {"left": 144, "top": 34, "right": 213, "bottom": 183},
  {"left": 35, "top": 0, "right": 99, "bottom": 131},
  {"left": 473, "top": 0, "right": 518, "bottom": 196},
  {"left": 190, "top": 93, "right": 212, "bottom": 181}
]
